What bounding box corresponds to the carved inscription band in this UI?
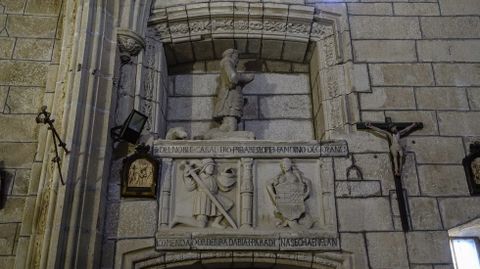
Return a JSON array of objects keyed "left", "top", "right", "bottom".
[
  {"left": 156, "top": 234, "right": 339, "bottom": 251},
  {"left": 153, "top": 141, "right": 348, "bottom": 158}
]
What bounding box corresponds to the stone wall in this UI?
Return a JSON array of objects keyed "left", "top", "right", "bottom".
[
  {"left": 167, "top": 72, "right": 314, "bottom": 140},
  {"left": 0, "top": 0, "right": 479, "bottom": 268},
  {"left": 0, "top": 0, "right": 63, "bottom": 267},
  {"left": 333, "top": 0, "right": 480, "bottom": 268}
]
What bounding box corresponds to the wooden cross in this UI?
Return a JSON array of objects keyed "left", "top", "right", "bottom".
[{"left": 357, "top": 117, "right": 423, "bottom": 232}]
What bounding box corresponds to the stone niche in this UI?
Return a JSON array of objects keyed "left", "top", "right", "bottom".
[{"left": 154, "top": 140, "right": 347, "bottom": 252}]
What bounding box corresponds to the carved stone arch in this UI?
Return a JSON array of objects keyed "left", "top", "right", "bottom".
[
  {"left": 143, "top": 1, "right": 358, "bottom": 140},
  {"left": 118, "top": 247, "right": 353, "bottom": 269}
]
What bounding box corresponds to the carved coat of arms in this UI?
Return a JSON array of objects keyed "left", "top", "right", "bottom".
[{"left": 267, "top": 158, "right": 313, "bottom": 229}]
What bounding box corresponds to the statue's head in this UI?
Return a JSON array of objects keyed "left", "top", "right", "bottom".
[
  {"left": 222, "top": 48, "right": 239, "bottom": 64},
  {"left": 280, "top": 158, "right": 292, "bottom": 173},
  {"left": 201, "top": 158, "right": 215, "bottom": 174}
]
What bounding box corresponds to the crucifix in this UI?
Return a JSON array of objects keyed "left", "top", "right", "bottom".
[{"left": 357, "top": 117, "right": 423, "bottom": 232}]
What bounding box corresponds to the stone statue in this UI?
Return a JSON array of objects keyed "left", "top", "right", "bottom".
[
  {"left": 171, "top": 159, "right": 237, "bottom": 229},
  {"left": 365, "top": 122, "right": 419, "bottom": 176},
  {"left": 267, "top": 158, "right": 313, "bottom": 230},
  {"left": 213, "top": 48, "right": 254, "bottom": 131}
]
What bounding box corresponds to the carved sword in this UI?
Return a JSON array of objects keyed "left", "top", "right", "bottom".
[{"left": 180, "top": 161, "right": 238, "bottom": 229}]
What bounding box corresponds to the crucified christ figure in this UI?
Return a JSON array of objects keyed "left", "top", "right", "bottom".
[{"left": 365, "top": 122, "right": 419, "bottom": 176}]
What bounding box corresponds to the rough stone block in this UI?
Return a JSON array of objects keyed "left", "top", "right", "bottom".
[
  {"left": 361, "top": 154, "right": 395, "bottom": 194},
  {"left": 421, "top": 17, "right": 480, "bottom": 38},
  {"left": 13, "top": 39, "right": 53, "bottom": 61},
  {"left": 393, "top": 3, "right": 440, "bottom": 15},
  {"left": 174, "top": 74, "right": 217, "bottom": 96},
  {"left": 366, "top": 232, "right": 409, "bottom": 269},
  {"left": 0, "top": 142, "right": 36, "bottom": 168},
  {"left": 0, "top": 197, "right": 25, "bottom": 222},
  {"left": 403, "top": 153, "right": 420, "bottom": 195},
  {"left": 335, "top": 181, "right": 381, "bottom": 197},
  {"left": 369, "top": 64, "right": 434, "bottom": 86},
  {"left": 0, "top": 223, "right": 17, "bottom": 255},
  {"left": 439, "top": 0, "right": 480, "bottom": 15},
  {"left": 25, "top": 0, "right": 61, "bottom": 15},
  {"left": 467, "top": 88, "right": 480, "bottom": 109},
  {"left": 282, "top": 41, "right": 308, "bottom": 63},
  {"left": 7, "top": 15, "right": 58, "bottom": 38},
  {"left": 115, "top": 238, "right": 155, "bottom": 268},
  {"left": 258, "top": 95, "right": 312, "bottom": 119},
  {"left": 0, "top": 115, "right": 39, "bottom": 141},
  {"left": 360, "top": 87, "right": 415, "bottom": 110},
  {"left": 337, "top": 132, "right": 389, "bottom": 153},
  {"left": 0, "top": 60, "right": 48, "bottom": 86},
  {"left": 117, "top": 200, "right": 157, "bottom": 238},
  {"left": 337, "top": 198, "right": 393, "bottom": 231},
  {"left": 167, "top": 97, "right": 214, "bottom": 120},
  {"left": 348, "top": 63, "right": 370, "bottom": 93},
  {"left": 0, "top": 257, "right": 15, "bottom": 269},
  {"left": 340, "top": 233, "right": 368, "bottom": 269},
  {"left": 406, "top": 232, "right": 452, "bottom": 264},
  {"left": 243, "top": 73, "right": 310, "bottom": 95},
  {"left": 350, "top": 16, "right": 421, "bottom": 39},
  {"left": 405, "top": 137, "right": 464, "bottom": 164},
  {"left": 439, "top": 197, "right": 480, "bottom": 228},
  {"left": 411, "top": 265, "right": 434, "bottom": 269},
  {"left": 12, "top": 169, "right": 30, "bottom": 195},
  {"left": 434, "top": 64, "right": 480, "bottom": 86},
  {"left": 347, "top": 3, "right": 393, "bottom": 15},
  {"left": 2, "top": 0, "right": 26, "bottom": 13},
  {"left": 384, "top": 111, "right": 438, "bottom": 135},
  {"left": 353, "top": 40, "right": 416, "bottom": 62},
  {"left": 360, "top": 111, "right": 385, "bottom": 122},
  {"left": 438, "top": 112, "right": 480, "bottom": 136},
  {"left": 263, "top": 61, "right": 291, "bottom": 73},
  {"left": 0, "top": 38, "right": 14, "bottom": 59},
  {"left": 19, "top": 196, "right": 35, "bottom": 237},
  {"left": 5, "top": 87, "right": 44, "bottom": 113},
  {"left": 410, "top": 197, "right": 443, "bottom": 230},
  {"left": 245, "top": 119, "right": 314, "bottom": 140},
  {"left": 434, "top": 265, "right": 453, "bottom": 269},
  {"left": 0, "top": 86, "right": 7, "bottom": 112},
  {"left": 417, "top": 40, "right": 480, "bottom": 62},
  {"left": 416, "top": 87, "right": 469, "bottom": 110}
]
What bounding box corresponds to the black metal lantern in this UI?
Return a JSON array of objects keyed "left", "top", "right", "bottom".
[{"left": 111, "top": 109, "right": 148, "bottom": 144}]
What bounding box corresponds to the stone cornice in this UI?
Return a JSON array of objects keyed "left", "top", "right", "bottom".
[{"left": 148, "top": 2, "right": 337, "bottom": 44}]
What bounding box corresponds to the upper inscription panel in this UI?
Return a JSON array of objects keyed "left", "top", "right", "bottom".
[{"left": 153, "top": 140, "right": 348, "bottom": 159}]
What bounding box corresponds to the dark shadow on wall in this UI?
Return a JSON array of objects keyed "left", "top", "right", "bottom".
[{"left": 0, "top": 161, "right": 14, "bottom": 209}]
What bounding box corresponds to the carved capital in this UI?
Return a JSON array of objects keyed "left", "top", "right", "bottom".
[{"left": 117, "top": 28, "right": 145, "bottom": 62}]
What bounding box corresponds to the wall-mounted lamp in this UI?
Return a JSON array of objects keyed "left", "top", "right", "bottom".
[{"left": 111, "top": 109, "right": 148, "bottom": 144}]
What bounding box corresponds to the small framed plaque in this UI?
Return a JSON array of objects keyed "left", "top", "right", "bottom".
[
  {"left": 463, "top": 142, "right": 480, "bottom": 196},
  {"left": 121, "top": 145, "right": 158, "bottom": 198}
]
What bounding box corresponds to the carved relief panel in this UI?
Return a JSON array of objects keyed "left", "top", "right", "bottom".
[{"left": 154, "top": 140, "right": 345, "bottom": 251}]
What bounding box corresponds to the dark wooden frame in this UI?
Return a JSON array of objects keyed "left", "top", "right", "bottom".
[
  {"left": 462, "top": 143, "right": 480, "bottom": 196},
  {"left": 121, "top": 149, "right": 158, "bottom": 198}
]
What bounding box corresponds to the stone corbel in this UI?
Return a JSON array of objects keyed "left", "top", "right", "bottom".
[{"left": 117, "top": 28, "right": 145, "bottom": 63}]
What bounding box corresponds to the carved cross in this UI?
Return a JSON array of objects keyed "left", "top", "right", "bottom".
[{"left": 357, "top": 117, "right": 423, "bottom": 232}]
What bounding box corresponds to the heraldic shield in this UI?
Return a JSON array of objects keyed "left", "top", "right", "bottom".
[{"left": 275, "top": 181, "right": 306, "bottom": 221}]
